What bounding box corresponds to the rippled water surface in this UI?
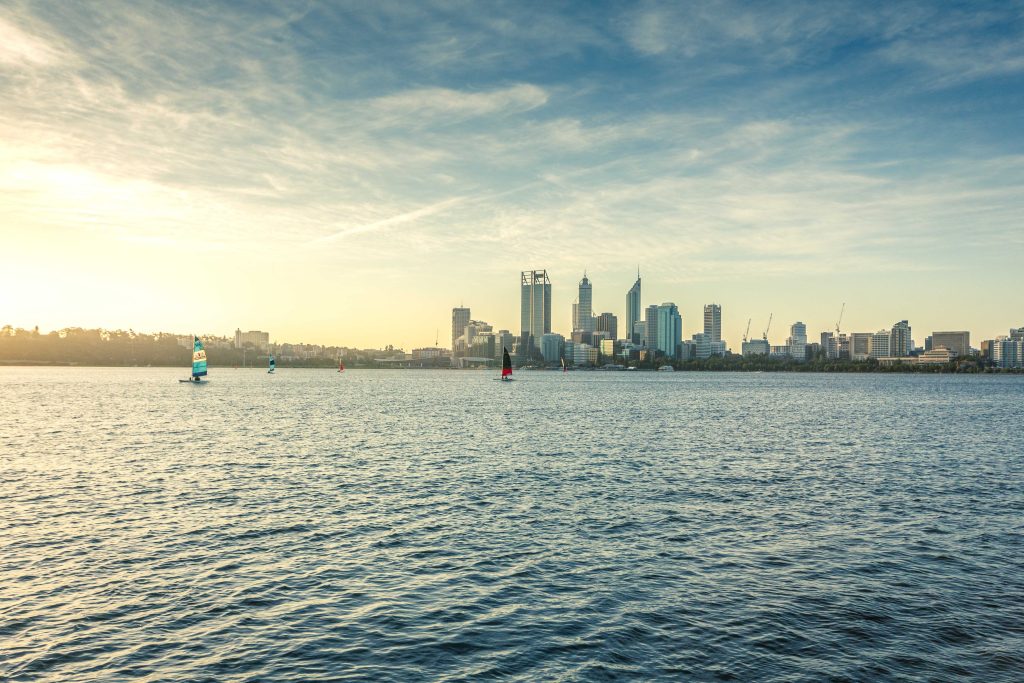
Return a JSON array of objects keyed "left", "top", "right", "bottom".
[{"left": 2, "top": 367, "right": 1023, "bottom": 681}]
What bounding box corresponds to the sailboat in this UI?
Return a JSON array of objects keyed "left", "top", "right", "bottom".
[
  {"left": 499, "top": 347, "right": 513, "bottom": 381},
  {"left": 179, "top": 336, "right": 207, "bottom": 383},
  {"left": 268, "top": 354, "right": 275, "bottom": 373},
  {"left": 561, "top": 357, "right": 567, "bottom": 373},
  {"left": 338, "top": 359, "right": 345, "bottom": 373}
]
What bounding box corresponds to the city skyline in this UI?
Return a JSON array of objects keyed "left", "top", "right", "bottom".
[
  {"left": 2, "top": 2, "right": 1023, "bottom": 347},
  {"left": 6, "top": 264, "right": 1022, "bottom": 357}
]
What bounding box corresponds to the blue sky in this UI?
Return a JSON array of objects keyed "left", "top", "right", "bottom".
[{"left": 2, "top": 1, "right": 1022, "bottom": 348}]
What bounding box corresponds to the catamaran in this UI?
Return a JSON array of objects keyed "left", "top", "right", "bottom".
[
  {"left": 180, "top": 336, "right": 207, "bottom": 383},
  {"left": 268, "top": 354, "right": 275, "bottom": 373},
  {"left": 499, "top": 347, "right": 513, "bottom": 381}
]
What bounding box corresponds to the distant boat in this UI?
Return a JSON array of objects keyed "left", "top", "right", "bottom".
[
  {"left": 499, "top": 347, "right": 513, "bottom": 381},
  {"left": 338, "top": 360, "right": 345, "bottom": 373},
  {"left": 179, "top": 336, "right": 208, "bottom": 383},
  {"left": 268, "top": 354, "right": 275, "bottom": 373},
  {"left": 658, "top": 364, "right": 675, "bottom": 372},
  {"left": 561, "top": 357, "right": 567, "bottom": 373}
]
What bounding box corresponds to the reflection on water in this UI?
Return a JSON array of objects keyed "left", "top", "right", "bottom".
[{"left": 1, "top": 368, "right": 1022, "bottom": 681}]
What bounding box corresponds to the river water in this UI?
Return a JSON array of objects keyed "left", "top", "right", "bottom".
[{"left": 1, "top": 368, "right": 1022, "bottom": 681}]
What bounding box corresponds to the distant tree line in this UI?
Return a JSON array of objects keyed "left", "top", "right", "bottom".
[
  {"left": 3, "top": 326, "right": 1015, "bottom": 373},
  {"left": 0, "top": 326, "right": 368, "bottom": 368},
  {"left": 622, "top": 352, "right": 1012, "bottom": 373}
]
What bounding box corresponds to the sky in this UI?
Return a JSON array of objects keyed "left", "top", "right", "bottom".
[{"left": 2, "top": 0, "right": 1022, "bottom": 350}]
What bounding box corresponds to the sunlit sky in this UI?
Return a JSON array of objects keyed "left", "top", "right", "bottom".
[{"left": 2, "top": 1, "right": 1022, "bottom": 349}]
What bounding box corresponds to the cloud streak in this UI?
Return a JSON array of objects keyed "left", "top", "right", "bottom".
[{"left": 1, "top": 1, "right": 1022, "bottom": 343}]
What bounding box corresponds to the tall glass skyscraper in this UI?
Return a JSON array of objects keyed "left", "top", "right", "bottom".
[
  {"left": 644, "top": 304, "right": 659, "bottom": 351},
  {"left": 703, "top": 304, "right": 721, "bottom": 342},
  {"left": 573, "top": 273, "right": 594, "bottom": 333},
  {"left": 656, "top": 303, "right": 682, "bottom": 357},
  {"left": 451, "top": 307, "right": 470, "bottom": 352},
  {"left": 520, "top": 270, "right": 551, "bottom": 352},
  {"left": 890, "top": 320, "right": 912, "bottom": 357},
  {"left": 626, "top": 269, "right": 641, "bottom": 343},
  {"left": 788, "top": 321, "right": 808, "bottom": 361}
]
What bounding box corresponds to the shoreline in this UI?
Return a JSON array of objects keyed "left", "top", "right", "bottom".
[{"left": 1, "top": 361, "right": 1020, "bottom": 375}]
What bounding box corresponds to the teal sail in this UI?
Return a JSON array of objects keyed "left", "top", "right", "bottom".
[
  {"left": 268, "top": 354, "right": 276, "bottom": 373},
  {"left": 192, "top": 336, "right": 208, "bottom": 377}
]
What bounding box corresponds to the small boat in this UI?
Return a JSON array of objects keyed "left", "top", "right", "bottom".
[
  {"left": 268, "top": 354, "right": 275, "bottom": 373},
  {"left": 179, "top": 336, "right": 208, "bottom": 383},
  {"left": 561, "top": 357, "right": 567, "bottom": 373},
  {"left": 498, "top": 347, "right": 513, "bottom": 381},
  {"left": 338, "top": 360, "right": 345, "bottom": 373},
  {"left": 658, "top": 364, "right": 675, "bottom": 372}
]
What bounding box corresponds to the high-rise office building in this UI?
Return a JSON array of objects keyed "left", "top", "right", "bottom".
[
  {"left": 234, "top": 329, "right": 270, "bottom": 352},
  {"left": 496, "top": 330, "right": 515, "bottom": 360},
  {"left": 787, "top": 322, "right": 807, "bottom": 361},
  {"left": 869, "top": 330, "right": 891, "bottom": 358},
  {"left": 633, "top": 320, "right": 646, "bottom": 346},
  {"left": 451, "top": 307, "right": 470, "bottom": 353},
  {"left": 644, "top": 304, "right": 659, "bottom": 352},
  {"left": 626, "top": 269, "right": 641, "bottom": 343},
  {"left": 573, "top": 273, "right": 594, "bottom": 333},
  {"left": 596, "top": 312, "right": 618, "bottom": 341},
  {"left": 931, "top": 331, "right": 970, "bottom": 357},
  {"left": 703, "top": 304, "right": 722, "bottom": 342},
  {"left": 850, "top": 332, "right": 871, "bottom": 360},
  {"left": 692, "top": 332, "right": 712, "bottom": 359},
  {"left": 540, "top": 333, "right": 565, "bottom": 363},
  {"left": 992, "top": 336, "right": 1024, "bottom": 368},
  {"left": 656, "top": 303, "right": 682, "bottom": 357},
  {"left": 520, "top": 270, "right": 551, "bottom": 352},
  {"left": 742, "top": 338, "right": 770, "bottom": 357},
  {"left": 890, "top": 320, "right": 912, "bottom": 357},
  {"left": 821, "top": 331, "right": 836, "bottom": 359}
]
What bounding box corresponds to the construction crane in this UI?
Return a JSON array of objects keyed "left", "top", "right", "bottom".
[
  {"left": 835, "top": 303, "right": 845, "bottom": 336},
  {"left": 762, "top": 313, "right": 772, "bottom": 341},
  {"left": 743, "top": 318, "right": 752, "bottom": 343}
]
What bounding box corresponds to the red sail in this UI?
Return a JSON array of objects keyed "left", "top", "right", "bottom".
[{"left": 501, "top": 347, "right": 512, "bottom": 378}]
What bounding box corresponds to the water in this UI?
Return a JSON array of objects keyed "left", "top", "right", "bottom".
[{"left": 1, "top": 368, "right": 1022, "bottom": 682}]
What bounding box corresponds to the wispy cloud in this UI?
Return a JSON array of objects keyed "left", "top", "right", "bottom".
[
  {"left": 1, "top": 1, "right": 1022, "bottom": 342},
  {"left": 310, "top": 197, "right": 465, "bottom": 244},
  {"left": 0, "top": 15, "right": 63, "bottom": 66}
]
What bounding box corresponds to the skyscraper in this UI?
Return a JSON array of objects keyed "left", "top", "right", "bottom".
[
  {"left": 644, "top": 304, "right": 659, "bottom": 352},
  {"left": 890, "top": 320, "right": 911, "bottom": 357},
  {"left": 787, "top": 321, "right": 807, "bottom": 361},
  {"left": 626, "top": 268, "right": 641, "bottom": 343},
  {"left": 540, "top": 333, "right": 565, "bottom": 363},
  {"left": 870, "top": 330, "right": 891, "bottom": 358},
  {"left": 596, "top": 312, "right": 618, "bottom": 341},
  {"left": 520, "top": 270, "right": 551, "bottom": 352},
  {"left": 931, "top": 331, "right": 970, "bottom": 357},
  {"left": 451, "top": 307, "right": 470, "bottom": 353},
  {"left": 703, "top": 304, "right": 722, "bottom": 342},
  {"left": 656, "top": 303, "right": 682, "bottom": 357},
  {"left": 573, "top": 273, "right": 594, "bottom": 333}
]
